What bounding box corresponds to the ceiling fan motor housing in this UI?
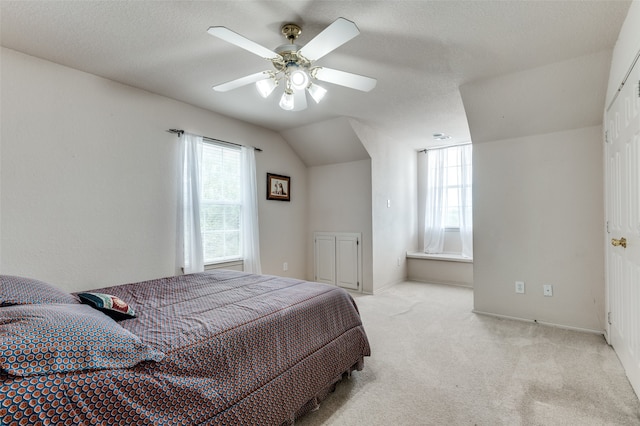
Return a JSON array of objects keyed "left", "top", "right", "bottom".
[
  {"left": 273, "top": 43, "right": 311, "bottom": 77},
  {"left": 281, "top": 23, "right": 302, "bottom": 42}
]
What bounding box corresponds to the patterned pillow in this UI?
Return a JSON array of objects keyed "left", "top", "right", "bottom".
[
  {"left": 1, "top": 275, "right": 79, "bottom": 306},
  {"left": 0, "top": 303, "right": 164, "bottom": 377},
  {"left": 78, "top": 292, "right": 136, "bottom": 321}
]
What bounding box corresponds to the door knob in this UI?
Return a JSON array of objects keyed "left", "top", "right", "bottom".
[{"left": 611, "top": 237, "right": 627, "bottom": 248}]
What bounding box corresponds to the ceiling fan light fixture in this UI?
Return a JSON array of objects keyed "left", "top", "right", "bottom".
[
  {"left": 208, "top": 18, "right": 377, "bottom": 111},
  {"left": 256, "top": 77, "right": 277, "bottom": 98},
  {"left": 279, "top": 89, "right": 295, "bottom": 110},
  {"left": 307, "top": 83, "right": 327, "bottom": 103},
  {"left": 289, "top": 67, "right": 309, "bottom": 90}
]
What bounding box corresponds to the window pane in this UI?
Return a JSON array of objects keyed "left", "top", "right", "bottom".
[
  {"left": 445, "top": 207, "right": 459, "bottom": 228},
  {"left": 225, "top": 231, "right": 240, "bottom": 256},
  {"left": 203, "top": 231, "right": 224, "bottom": 261},
  {"left": 225, "top": 205, "right": 240, "bottom": 230},
  {"left": 446, "top": 150, "right": 459, "bottom": 167},
  {"left": 200, "top": 205, "right": 220, "bottom": 232},
  {"left": 425, "top": 144, "right": 472, "bottom": 230},
  {"left": 447, "top": 166, "right": 459, "bottom": 186},
  {"left": 200, "top": 142, "right": 242, "bottom": 263},
  {"left": 446, "top": 187, "right": 460, "bottom": 207}
]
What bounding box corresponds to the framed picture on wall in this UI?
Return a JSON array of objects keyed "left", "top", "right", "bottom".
[{"left": 267, "top": 173, "right": 290, "bottom": 201}]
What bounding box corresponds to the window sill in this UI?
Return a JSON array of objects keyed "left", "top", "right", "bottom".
[
  {"left": 406, "top": 252, "right": 473, "bottom": 263},
  {"left": 205, "top": 259, "right": 244, "bottom": 270}
]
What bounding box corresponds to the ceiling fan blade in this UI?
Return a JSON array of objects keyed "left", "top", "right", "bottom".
[
  {"left": 213, "top": 71, "right": 271, "bottom": 92},
  {"left": 314, "top": 67, "right": 377, "bottom": 92},
  {"left": 292, "top": 88, "right": 308, "bottom": 111},
  {"left": 298, "top": 17, "right": 360, "bottom": 62},
  {"left": 207, "top": 26, "right": 280, "bottom": 60}
]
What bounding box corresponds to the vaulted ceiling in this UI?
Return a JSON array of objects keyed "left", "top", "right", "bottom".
[{"left": 0, "top": 1, "right": 631, "bottom": 164}]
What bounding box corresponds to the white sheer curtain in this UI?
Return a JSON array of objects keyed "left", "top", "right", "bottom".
[
  {"left": 423, "top": 148, "right": 446, "bottom": 253},
  {"left": 422, "top": 144, "right": 473, "bottom": 257},
  {"left": 240, "top": 147, "right": 262, "bottom": 274},
  {"left": 178, "top": 132, "right": 205, "bottom": 274},
  {"left": 459, "top": 145, "right": 473, "bottom": 258}
]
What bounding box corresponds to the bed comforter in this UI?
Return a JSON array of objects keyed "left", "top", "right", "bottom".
[{"left": 1, "top": 270, "right": 370, "bottom": 425}]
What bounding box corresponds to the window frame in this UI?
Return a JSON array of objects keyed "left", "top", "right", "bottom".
[
  {"left": 199, "top": 140, "right": 243, "bottom": 265},
  {"left": 442, "top": 145, "right": 472, "bottom": 230}
]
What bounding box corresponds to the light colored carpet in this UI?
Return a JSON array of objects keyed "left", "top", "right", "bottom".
[{"left": 296, "top": 281, "right": 640, "bottom": 425}]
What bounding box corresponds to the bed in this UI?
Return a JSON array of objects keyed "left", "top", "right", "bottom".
[{"left": 0, "top": 270, "right": 370, "bottom": 425}]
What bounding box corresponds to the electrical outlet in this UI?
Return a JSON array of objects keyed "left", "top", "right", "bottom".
[
  {"left": 543, "top": 284, "right": 553, "bottom": 297},
  {"left": 283, "top": 262, "right": 288, "bottom": 271},
  {"left": 515, "top": 281, "right": 525, "bottom": 294}
]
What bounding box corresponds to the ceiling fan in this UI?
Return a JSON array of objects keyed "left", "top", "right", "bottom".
[{"left": 207, "top": 17, "right": 377, "bottom": 111}]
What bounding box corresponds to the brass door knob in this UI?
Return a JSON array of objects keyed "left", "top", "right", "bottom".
[{"left": 611, "top": 237, "right": 627, "bottom": 248}]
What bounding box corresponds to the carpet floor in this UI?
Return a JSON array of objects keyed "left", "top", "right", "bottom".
[{"left": 296, "top": 281, "right": 640, "bottom": 425}]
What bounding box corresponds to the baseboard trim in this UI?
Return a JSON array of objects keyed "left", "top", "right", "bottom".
[
  {"left": 373, "top": 278, "right": 405, "bottom": 295},
  {"left": 472, "top": 310, "right": 604, "bottom": 335},
  {"left": 408, "top": 277, "right": 473, "bottom": 289}
]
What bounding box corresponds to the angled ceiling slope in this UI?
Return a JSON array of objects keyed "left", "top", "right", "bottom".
[{"left": 279, "top": 117, "right": 369, "bottom": 167}]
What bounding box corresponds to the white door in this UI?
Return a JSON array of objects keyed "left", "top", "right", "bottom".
[
  {"left": 314, "top": 234, "right": 336, "bottom": 285},
  {"left": 336, "top": 234, "right": 361, "bottom": 290},
  {"left": 605, "top": 58, "right": 640, "bottom": 397}
]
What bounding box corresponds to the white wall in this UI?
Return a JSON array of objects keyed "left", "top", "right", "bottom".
[
  {"left": 461, "top": 51, "right": 610, "bottom": 332},
  {"left": 351, "top": 120, "right": 417, "bottom": 293},
  {"left": 307, "top": 159, "right": 373, "bottom": 293},
  {"left": 472, "top": 127, "right": 605, "bottom": 331},
  {"left": 407, "top": 257, "right": 473, "bottom": 287},
  {"left": 0, "top": 48, "right": 308, "bottom": 292}
]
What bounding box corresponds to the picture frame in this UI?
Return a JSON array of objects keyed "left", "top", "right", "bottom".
[{"left": 266, "top": 173, "right": 290, "bottom": 201}]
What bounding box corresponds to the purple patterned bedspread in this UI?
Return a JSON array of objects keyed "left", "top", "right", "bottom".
[{"left": 1, "top": 270, "right": 370, "bottom": 425}]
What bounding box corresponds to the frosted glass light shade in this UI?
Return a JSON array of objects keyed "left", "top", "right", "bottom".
[
  {"left": 290, "top": 69, "right": 309, "bottom": 90},
  {"left": 256, "top": 78, "right": 277, "bottom": 98},
  {"left": 307, "top": 83, "right": 327, "bottom": 103},
  {"left": 279, "top": 90, "right": 295, "bottom": 110}
]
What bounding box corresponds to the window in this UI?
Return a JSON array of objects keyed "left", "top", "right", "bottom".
[
  {"left": 180, "top": 132, "right": 261, "bottom": 274},
  {"left": 422, "top": 144, "right": 473, "bottom": 257},
  {"left": 200, "top": 142, "right": 241, "bottom": 264},
  {"left": 442, "top": 146, "right": 472, "bottom": 229}
]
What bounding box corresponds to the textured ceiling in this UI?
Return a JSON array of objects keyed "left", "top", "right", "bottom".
[{"left": 0, "top": 1, "right": 631, "bottom": 159}]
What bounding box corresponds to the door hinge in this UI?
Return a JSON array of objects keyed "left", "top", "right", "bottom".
[
  {"left": 637, "top": 80, "right": 640, "bottom": 98},
  {"left": 357, "top": 281, "right": 360, "bottom": 288},
  {"left": 606, "top": 220, "right": 610, "bottom": 234},
  {"left": 608, "top": 312, "right": 612, "bottom": 325}
]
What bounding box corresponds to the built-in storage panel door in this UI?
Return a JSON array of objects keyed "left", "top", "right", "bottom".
[
  {"left": 314, "top": 234, "right": 336, "bottom": 285},
  {"left": 314, "top": 232, "right": 362, "bottom": 291},
  {"left": 336, "top": 234, "right": 360, "bottom": 290}
]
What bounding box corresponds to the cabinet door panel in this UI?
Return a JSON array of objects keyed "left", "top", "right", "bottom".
[
  {"left": 314, "top": 234, "right": 336, "bottom": 285},
  {"left": 336, "top": 235, "right": 360, "bottom": 290}
]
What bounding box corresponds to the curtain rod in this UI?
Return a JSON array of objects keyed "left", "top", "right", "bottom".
[
  {"left": 167, "top": 129, "right": 263, "bottom": 152},
  {"left": 418, "top": 142, "right": 471, "bottom": 153}
]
